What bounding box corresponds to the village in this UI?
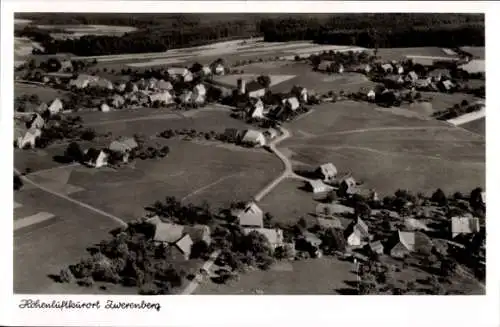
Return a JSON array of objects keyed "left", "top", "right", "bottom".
[{"left": 13, "top": 13, "right": 485, "bottom": 296}]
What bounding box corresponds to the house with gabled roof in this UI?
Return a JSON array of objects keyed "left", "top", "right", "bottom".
[
  {"left": 18, "top": 128, "right": 41, "bottom": 149},
  {"left": 307, "top": 180, "right": 333, "bottom": 194},
  {"left": 183, "top": 224, "right": 212, "bottom": 245},
  {"left": 405, "top": 71, "right": 419, "bottom": 83},
  {"left": 389, "top": 230, "right": 433, "bottom": 258},
  {"left": 380, "top": 63, "right": 394, "bottom": 74},
  {"left": 366, "top": 240, "right": 384, "bottom": 255},
  {"left": 339, "top": 176, "right": 357, "bottom": 195},
  {"left": 316, "top": 162, "right": 338, "bottom": 182},
  {"left": 240, "top": 129, "right": 266, "bottom": 147},
  {"left": 174, "top": 234, "right": 194, "bottom": 260},
  {"left": 149, "top": 91, "right": 174, "bottom": 105},
  {"left": 247, "top": 98, "right": 264, "bottom": 119},
  {"left": 451, "top": 216, "right": 480, "bottom": 239},
  {"left": 345, "top": 218, "right": 370, "bottom": 247},
  {"left": 28, "top": 113, "right": 45, "bottom": 130},
  {"left": 246, "top": 80, "right": 266, "bottom": 99},
  {"left": 236, "top": 202, "right": 264, "bottom": 228},
  {"left": 84, "top": 148, "right": 109, "bottom": 168},
  {"left": 48, "top": 98, "right": 63, "bottom": 115},
  {"left": 243, "top": 228, "right": 284, "bottom": 250},
  {"left": 153, "top": 222, "right": 185, "bottom": 244}
]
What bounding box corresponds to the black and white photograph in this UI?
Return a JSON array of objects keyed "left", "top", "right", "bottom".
[{"left": 3, "top": 1, "right": 499, "bottom": 326}]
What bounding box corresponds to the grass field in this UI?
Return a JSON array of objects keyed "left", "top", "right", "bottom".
[
  {"left": 213, "top": 73, "right": 296, "bottom": 88},
  {"left": 376, "top": 47, "right": 460, "bottom": 61},
  {"left": 460, "top": 46, "right": 485, "bottom": 59},
  {"left": 278, "top": 100, "right": 484, "bottom": 196},
  {"left": 14, "top": 83, "right": 70, "bottom": 104},
  {"left": 460, "top": 117, "right": 485, "bottom": 136}
]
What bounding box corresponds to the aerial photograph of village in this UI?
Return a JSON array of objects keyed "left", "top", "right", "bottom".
[{"left": 13, "top": 13, "right": 485, "bottom": 295}]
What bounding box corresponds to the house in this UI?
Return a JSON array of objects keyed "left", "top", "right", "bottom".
[
  {"left": 135, "top": 78, "right": 148, "bottom": 90},
  {"left": 168, "top": 67, "right": 194, "bottom": 82},
  {"left": 415, "top": 78, "right": 432, "bottom": 89},
  {"left": 438, "top": 80, "right": 455, "bottom": 92},
  {"left": 174, "top": 234, "right": 194, "bottom": 260},
  {"left": 192, "top": 84, "right": 207, "bottom": 104},
  {"left": 317, "top": 60, "right": 333, "bottom": 71},
  {"left": 36, "top": 102, "right": 48, "bottom": 114},
  {"left": 248, "top": 98, "right": 264, "bottom": 118},
  {"left": 153, "top": 222, "right": 185, "bottom": 244},
  {"left": 92, "top": 78, "right": 114, "bottom": 90},
  {"left": 339, "top": 177, "right": 357, "bottom": 195},
  {"left": 240, "top": 129, "right": 266, "bottom": 147},
  {"left": 28, "top": 113, "right": 45, "bottom": 129},
  {"left": 149, "top": 91, "right": 174, "bottom": 105},
  {"left": 316, "top": 162, "right": 338, "bottom": 182},
  {"left": 344, "top": 218, "right": 370, "bottom": 247},
  {"left": 366, "top": 240, "right": 384, "bottom": 255},
  {"left": 246, "top": 81, "right": 266, "bottom": 98},
  {"left": 48, "top": 98, "right": 63, "bottom": 115},
  {"left": 183, "top": 224, "right": 212, "bottom": 245},
  {"left": 126, "top": 81, "right": 139, "bottom": 93},
  {"left": 236, "top": 202, "right": 264, "bottom": 228},
  {"left": 364, "top": 64, "right": 372, "bottom": 74},
  {"left": 18, "top": 128, "right": 41, "bottom": 149},
  {"left": 389, "top": 230, "right": 433, "bottom": 258},
  {"left": 213, "top": 63, "right": 225, "bottom": 76},
  {"left": 111, "top": 94, "right": 126, "bottom": 108},
  {"left": 59, "top": 59, "right": 73, "bottom": 72},
  {"left": 147, "top": 77, "right": 158, "bottom": 90},
  {"left": 283, "top": 97, "right": 300, "bottom": 111},
  {"left": 407, "top": 56, "right": 435, "bottom": 67},
  {"left": 429, "top": 69, "right": 450, "bottom": 82},
  {"left": 84, "top": 148, "right": 109, "bottom": 168},
  {"left": 316, "top": 217, "right": 344, "bottom": 230},
  {"left": 201, "top": 66, "right": 212, "bottom": 76},
  {"left": 481, "top": 192, "right": 486, "bottom": 204},
  {"left": 380, "top": 63, "right": 394, "bottom": 73},
  {"left": 115, "top": 82, "right": 127, "bottom": 92},
  {"left": 109, "top": 137, "right": 138, "bottom": 162},
  {"left": 292, "top": 86, "right": 308, "bottom": 103},
  {"left": 333, "top": 63, "right": 344, "bottom": 74},
  {"left": 307, "top": 180, "right": 333, "bottom": 194},
  {"left": 157, "top": 79, "right": 173, "bottom": 91},
  {"left": 405, "top": 71, "right": 419, "bottom": 83},
  {"left": 395, "top": 64, "right": 404, "bottom": 75},
  {"left": 69, "top": 74, "right": 97, "bottom": 89},
  {"left": 367, "top": 89, "right": 376, "bottom": 101},
  {"left": 243, "top": 228, "right": 284, "bottom": 250},
  {"left": 451, "top": 216, "right": 480, "bottom": 238},
  {"left": 100, "top": 103, "right": 111, "bottom": 112}
]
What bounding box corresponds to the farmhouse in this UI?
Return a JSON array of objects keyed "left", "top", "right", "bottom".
[
  {"left": 183, "top": 224, "right": 212, "bottom": 245},
  {"left": 48, "top": 98, "right": 63, "bottom": 115},
  {"left": 339, "top": 177, "right": 357, "bottom": 195},
  {"left": 236, "top": 202, "right": 264, "bottom": 228},
  {"left": 451, "top": 216, "right": 480, "bottom": 239},
  {"left": 246, "top": 81, "right": 266, "bottom": 98},
  {"left": 243, "top": 228, "right": 285, "bottom": 250},
  {"left": 111, "top": 94, "right": 126, "bottom": 108},
  {"left": 18, "top": 128, "right": 41, "bottom": 149},
  {"left": 316, "top": 162, "right": 338, "bottom": 182},
  {"left": 84, "top": 148, "right": 109, "bottom": 168},
  {"left": 109, "top": 137, "right": 138, "bottom": 162},
  {"left": 157, "top": 79, "right": 173, "bottom": 91},
  {"left": 366, "top": 240, "right": 384, "bottom": 255},
  {"left": 316, "top": 217, "right": 344, "bottom": 230},
  {"left": 367, "top": 89, "right": 376, "bottom": 101},
  {"left": 28, "top": 113, "right": 45, "bottom": 130},
  {"left": 192, "top": 83, "right": 207, "bottom": 104},
  {"left": 344, "top": 218, "right": 370, "bottom": 247},
  {"left": 283, "top": 97, "right": 300, "bottom": 111},
  {"left": 100, "top": 103, "right": 110, "bottom": 112},
  {"left": 241, "top": 129, "right": 266, "bottom": 147},
  {"left": 307, "top": 180, "right": 333, "bottom": 194},
  {"left": 389, "top": 230, "right": 432, "bottom": 258},
  {"left": 248, "top": 98, "right": 265, "bottom": 119},
  {"left": 153, "top": 222, "right": 185, "bottom": 243},
  {"left": 149, "top": 91, "right": 174, "bottom": 105},
  {"left": 405, "top": 71, "right": 419, "bottom": 83},
  {"left": 380, "top": 63, "right": 394, "bottom": 74}
]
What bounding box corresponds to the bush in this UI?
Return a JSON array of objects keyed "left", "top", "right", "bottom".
[
  {"left": 190, "top": 240, "right": 210, "bottom": 260},
  {"left": 59, "top": 267, "right": 75, "bottom": 283},
  {"left": 431, "top": 188, "right": 448, "bottom": 206}
]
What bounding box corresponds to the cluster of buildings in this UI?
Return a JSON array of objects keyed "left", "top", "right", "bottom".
[
  {"left": 221, "top": 127, "right": 280, "bottom": 148},
  {"left": 14, "top": 98, "right": 63, "bottom": 149},
  {"left": 83, "top": 137, "right": 139, "bottom": 168}
]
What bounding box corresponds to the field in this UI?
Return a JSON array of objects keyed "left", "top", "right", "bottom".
[
  {"left": 15, "top": 82, "right": 70, "bottom": 104},
  {"left": 460, "top": 117, "right": 485, "bottom": 136},
  {"left": 280, "top": 100, "right": 485, "bottom": 196},
  {"left": 376, "top": 47, "right": 460, "bottom": 61},
  {"left": 460, "top": 46, "right": 485, "bottom": 59},
  {"left": 213, "top": 73, "right": 296, "bottom": 88}
]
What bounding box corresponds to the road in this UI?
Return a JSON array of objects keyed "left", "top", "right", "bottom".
[{"left": 180, "top": 250, "right": 221, "bottom": 295}]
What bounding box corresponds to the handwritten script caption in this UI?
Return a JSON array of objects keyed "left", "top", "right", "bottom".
[{"left": 19, "top": 299, "right": 161, "bottom": 312}]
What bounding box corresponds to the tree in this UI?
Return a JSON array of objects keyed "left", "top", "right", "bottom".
[
  {"left": 14, "top": 174, "right": 23, "bottom": 191},
  {"left": 469, "top": 187, "right": 484, "bottom": 208},
  {"left": 64, "top": 142, "right": 84, "bottom": 162},
  {"left": 321, "top": 228, "right": 346, "bottom": 253},
  {"left": 257, "top": 75, "right": 271, "bottom": 89},
  {"left": 80, "top": 129, "right": 96, "bottom": 141},
  {"left": 354, "top": 201, "right": 371, "bottom": 219},
  {"left": 431, "top": 188, "right": 448, "bottom": 206},
  {"left": 264, "top": 212, "right": 274, "bottom": 227},
  {"left": 190, "top": 240, "right": 210, "bottom": 260},
  {"left": 440, "top": 258, "right": 457, "bottom": 277},
  {"left": 460, "top": 99, "right": 469, "bottom": 107},
  {"left": 190, "top": 62, "right": 203, "bottom": 74},
  {"left": 47, "top": 58, "right": 62, "bottom": 72},
  {"left": 325, "top": 190, "right": 337, "bottom": 202}
]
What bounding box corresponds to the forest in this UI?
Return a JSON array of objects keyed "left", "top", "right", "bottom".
[{"left": 15, "top": 13, "right": 484, "bottom": 56}]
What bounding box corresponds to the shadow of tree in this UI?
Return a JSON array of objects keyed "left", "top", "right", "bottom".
[{"left": 47, "top": 274, "right": 62, "bottom": 283}]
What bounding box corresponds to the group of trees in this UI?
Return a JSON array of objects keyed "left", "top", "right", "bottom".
[
  {"left": 146, "top": 196, "right": 215, "bottom": 226},
  {"left": 259, "top": 14, "right": 484, "bottom": 48},
  {"left": 433, "top": 99, "right": 483, "bottom": 121},
  {"left": 37, "top": 115, "right": 98, "bottom": 149}
]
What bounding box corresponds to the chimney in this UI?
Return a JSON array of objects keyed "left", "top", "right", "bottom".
[{"left": 237, "top": 78, "right": 246, "bottom": 94}]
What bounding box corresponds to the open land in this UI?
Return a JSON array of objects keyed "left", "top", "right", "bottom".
[{"left": 14, "top": 32, "right": 486, "bottom": 296}]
